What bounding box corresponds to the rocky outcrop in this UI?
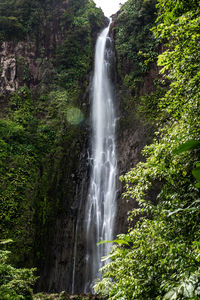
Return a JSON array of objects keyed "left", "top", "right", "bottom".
[
  {"left": 0, "top": 44, "right": 18, "bottom": 92},
  {"left": 0, "top": 41, "right": 46, "bottom": 94}
]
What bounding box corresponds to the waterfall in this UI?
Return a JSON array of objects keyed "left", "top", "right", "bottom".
[{"left": 84, "top": 20, "right": 117, "bottom": 292}]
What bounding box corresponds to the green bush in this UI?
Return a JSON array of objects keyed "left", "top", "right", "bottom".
[
  {"left": 0, "top": 16, "right": 25, "bottom": 39},
  {"left": 0, "top": 241, "right": 37, "bottom": 300}
]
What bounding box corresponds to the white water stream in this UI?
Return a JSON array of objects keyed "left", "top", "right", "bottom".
[{"left": 84, "top": 21, "right": 117, "bottom": 292}]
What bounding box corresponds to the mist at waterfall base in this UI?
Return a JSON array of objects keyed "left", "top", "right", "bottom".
[{"left": 72, "top": 22, "right": 117, "bottom": 293}]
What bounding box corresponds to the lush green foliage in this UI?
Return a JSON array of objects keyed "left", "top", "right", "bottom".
[
  {"left": 0, "top": 86, "right": 58, "bottom": 264},
  {"left": 114, "top": 0, "right": 160, "bottom": 130},
  {"left": 0, "top": 0, "right": 42, "bottom": 41},
  {"left": 114, "top": 0, "right": 158, "bottom": 91},
  {"left": 55, "top": 0, "right": 104, "bottom": 89},
  {"left": 95, "top": 0, "right": 200, "bottom": 299},
  {"left": 0, "top": 240, "right": 37, "bottom": 299}
]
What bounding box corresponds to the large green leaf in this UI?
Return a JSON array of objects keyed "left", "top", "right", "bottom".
[
  {"left": 192, "top": 167, "right": 200, "bottom": 181},
  {"left": 173, "top": 140, "right": 200, "bottom": 154},
  {"left": 0, "top": 239, "right": 14, "bottom": 245},
  {"left": 97, "top": 239, "right": 129, "bottom": 246}
]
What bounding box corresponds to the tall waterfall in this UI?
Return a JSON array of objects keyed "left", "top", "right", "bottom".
[{"left": 84, "top": 21, "right": 117, "bottom": 292}]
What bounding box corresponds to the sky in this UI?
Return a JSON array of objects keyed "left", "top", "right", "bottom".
[{"left": 93, "top": 0, "right": 127, "bottom": 17}]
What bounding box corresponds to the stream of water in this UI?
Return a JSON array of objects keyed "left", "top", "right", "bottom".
[{"left": 84, "top": 20, "right": 117, "bottom": 292}]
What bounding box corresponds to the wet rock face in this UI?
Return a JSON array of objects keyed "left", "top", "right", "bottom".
[
  {"left": 0, "top": 0, "right": 68, "bottom": 96},
  {"left": 0, "top": 43, "right": 18, "bottom": 93},
  {"left": 0, "top": 40, "right": 56, "bottom": 96},
  {"left": 114, "top": 63, "right": 160, "bottom": 234},
  {"left": 37, "top": 143, "right": 91, "bottom": 293},
  {"left": 116, "top": 109, "right": 154, "bottom": 233}
]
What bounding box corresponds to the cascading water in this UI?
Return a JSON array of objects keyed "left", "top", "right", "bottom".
[{"left": 84, "top": 20, "right": 117, "bottom": 292}]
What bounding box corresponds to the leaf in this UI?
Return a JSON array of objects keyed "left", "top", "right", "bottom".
[
  {"left": 173, "top": 140, "right": 200, "bottom": 154},
  {"left": 187, "top": 199, "right": 200, "bottom": 208},
  {"left": 97, "top": 239, "right": 129, "bottom": 246},
  {"left": 195, "top": 182, "right": 200, "bottom": 189},
  {"left": 168, "top": 208, "right": 184, "bottom": 216},
  {"left": 164, "top": 289, "right": 178, "bottom": 300},
  {"left": 195, "top": 162, "right": 200, "bottom": 168},
  {"left": 97, "top": 240, "right": 113, "bottom": 246},
  {"left": 0, "top": 239, "right": 14, "bottom": 244},
  {"left": 192, "top": 167, "right": 200, "bottom": 181},
  {"left": 183, "top": 282, "right": 195, "bottom": 297},
  {"left": 168, "top": 199, "right": 200, "bottom": 216},
  {"left": 101, "top": 253, "right": 116, "bottom": 262}
]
